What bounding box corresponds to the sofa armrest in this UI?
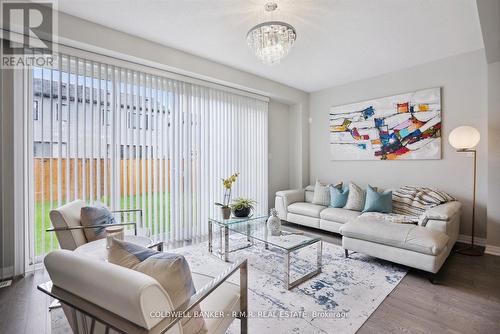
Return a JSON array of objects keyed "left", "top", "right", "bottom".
[
  {"left": 423, "top": 201, "right": 462, "bottom": 221},
  {"left": 275, "top": 189, "right": 305, "bottom": 220},
  {"left": 422, "top": 201, "right": 461, "bottom": 240}
]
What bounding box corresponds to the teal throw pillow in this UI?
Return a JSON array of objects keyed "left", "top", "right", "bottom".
[
  {"left": 363, "top": 185, "right": 392, "bottom": 213},
  {"left": 329, "top": 184, "right": 349, "bottom": 208}
]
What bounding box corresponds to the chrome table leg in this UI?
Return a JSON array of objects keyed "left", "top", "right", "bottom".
[
  {"left": 285, "top": 240, "right": 323, "bottom": 290},
  {"left": 224, "top": 226, "right": 229, "bottom": 262},
  {"left": 208, "top": 221, "right": 213, "bottom": 253},
  {"left": 285, "top": 251, "right": 291, "bottom": 289}
]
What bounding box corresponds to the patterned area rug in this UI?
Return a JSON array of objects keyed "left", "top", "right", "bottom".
[{"left": 51, "top": 238, "right": 407, "bottom": 334}]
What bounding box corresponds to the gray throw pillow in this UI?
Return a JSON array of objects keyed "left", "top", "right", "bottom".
[
  {"left": 80, "top": 205, "right": 116, "bottom": 241},
  {"left": 108, "top": 238, "right": 207, "bottom": 334},
  {"left": 312, "top": 180, "right": 342, "bottom": 206},
  {"left": 344, "top": 182, "right": 366, "bottom": 211},
  {"left": 312, "top": 180, "right": 330, "bottom": 206}
]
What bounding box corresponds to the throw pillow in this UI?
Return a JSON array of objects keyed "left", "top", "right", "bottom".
[
  {"left": 108, "top": 238, "right": 207, "bottom": 334},
  {"left": 344, "top": 182, "right": 366, "bottom": 211},
  {"left": 329, "top": 184, "right": 349, "bottom": 208},
  {"left": 312, "top": 180, "right": 333, "bottom": 206},
  {"left": 363, "top": 185, "right": 393, "bottom": 213},
  {"left": 80, "top": 205, "right": 116, "bottom": 241}
]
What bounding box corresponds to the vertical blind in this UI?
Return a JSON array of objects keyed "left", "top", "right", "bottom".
[{"left": 30, "top": 52, "right": 268, "bottom": 260}]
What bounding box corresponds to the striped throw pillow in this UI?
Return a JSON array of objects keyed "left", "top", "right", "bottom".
[
  {"left": 392, "top": 186, "right": 455, "bottom": 224},
  {"left": 344, "top": 182, "right": 367, "bottom": 211},
  {"left": 313, "top": 180, "right": 342, "bottom": 206},
  {"left": 312, "top": 180, "right": 330, "bottom": 205}
]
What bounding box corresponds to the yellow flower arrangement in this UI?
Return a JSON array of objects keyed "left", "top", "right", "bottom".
[
  {"left": 215, "top": 172, "right": 240, "bottom": 208},
  {"left": 222, "top": 172, "right": 239, "bottom": 189}
]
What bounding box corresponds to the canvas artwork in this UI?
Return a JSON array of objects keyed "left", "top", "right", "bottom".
[{"left": 329, "top": 87, "right": 441, "bottom": 160}]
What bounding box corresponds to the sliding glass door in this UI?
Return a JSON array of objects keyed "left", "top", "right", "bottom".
[{"left": 28, "top": 53, "right": 268, "bottom": 262}]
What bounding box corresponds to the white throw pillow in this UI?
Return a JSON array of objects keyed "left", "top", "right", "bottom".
[
  {"left": 344, "top": 182, "right": 366, "bottom": 211},
  {"left": 108, "top": 238, "right": 207, "bottom": 334},
  {"left": 312, "top": 180, "right": 342, "bottom": 206},
  {"left": 312, "top": 180, "right": 329, "bottom": 205}
]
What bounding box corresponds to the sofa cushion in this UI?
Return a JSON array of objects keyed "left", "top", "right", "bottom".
[
  {"left": 192, "top": 272, "right": 240, "bottom": 334},
  {"left": 340, "top": 216, "right": 449, "bottom": 255},
  {"left": 320, "top": 207, "right": 361, "bottom": 224},
  {"left": 288, "top": 202, "right": 326, "bottom": 218}
]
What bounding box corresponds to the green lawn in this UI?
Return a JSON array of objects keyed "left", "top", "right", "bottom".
[{"left": 34, "top": 193, "right": 171, "bottom": 256}]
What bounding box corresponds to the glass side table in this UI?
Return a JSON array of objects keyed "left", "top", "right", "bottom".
[{"left": 208, "top": 215, "right": 267, "bottom": 262}]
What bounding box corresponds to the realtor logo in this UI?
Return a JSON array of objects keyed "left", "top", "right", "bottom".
[{"left": 1, "top": 0, "right": 56, "bottom": 67}]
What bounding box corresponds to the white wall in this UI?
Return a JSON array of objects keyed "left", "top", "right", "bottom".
[
  {"left": 309, "top": 50, "right": 488, "bottom": 238},
  {"left": 268, "top": 101, "right": 290, "bottom": 207},
  {"left": 477, "top": 0, "right": 500, "bottom": 64},
  {"left": 487, "top": 61, "right": 500, "bottom": 248}
]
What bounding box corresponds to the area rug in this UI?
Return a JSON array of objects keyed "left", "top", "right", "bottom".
[{"left": 51, "top": 238, "right": 407, "bottom": 334}]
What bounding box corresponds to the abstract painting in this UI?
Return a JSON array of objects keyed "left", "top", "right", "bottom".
[{"left": 329, "top": 87, "right": 441, "bottom": 160}]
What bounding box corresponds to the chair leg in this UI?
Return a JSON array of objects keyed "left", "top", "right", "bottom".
[
  {"left": 344, "top": 249, "right": 349, "bottom": 258},
  {"left": 240, "top": 261, "right": 248, "bottom": 334},
  {"left": 241, "top": 314, "right": 248, "bottom": 334}
]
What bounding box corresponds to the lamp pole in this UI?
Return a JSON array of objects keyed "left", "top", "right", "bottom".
[{"left": 456, "top": 148, "right": 483, "bottom": 256}]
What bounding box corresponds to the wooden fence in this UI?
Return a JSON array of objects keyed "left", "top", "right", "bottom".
[{"left": 33, "top": 158, "right": 170, "bottom": 202}]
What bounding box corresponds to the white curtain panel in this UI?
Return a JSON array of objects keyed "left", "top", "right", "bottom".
[{"left": 30, "top": 53, "right": 268, "bottom": 260}]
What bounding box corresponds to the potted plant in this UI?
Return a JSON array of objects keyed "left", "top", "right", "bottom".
[
  {"left": 215, "top": 172, "right": 239, "bottom": 219},
  {"left": 230, "top": 198, "right": 257, "bottom": 218}
]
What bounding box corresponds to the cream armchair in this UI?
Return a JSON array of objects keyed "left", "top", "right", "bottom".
[
  {"left": 39, "top": 250, "right": 248, "bottom": 334},
  {"left": 48, "top": 200, "right": 145, "bottom": 250}
]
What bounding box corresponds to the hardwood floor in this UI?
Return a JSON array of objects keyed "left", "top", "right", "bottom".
[{"left": 1, "top": 227, "right": 499, "bottom": 334}]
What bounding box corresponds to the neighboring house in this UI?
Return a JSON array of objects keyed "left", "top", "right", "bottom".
[{"left": 32, "top": 77, "right": 171, "bottom": 158}]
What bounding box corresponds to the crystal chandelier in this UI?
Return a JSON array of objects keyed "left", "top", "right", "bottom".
[{"left": 246, "top": 2, "right": 297, "bottom": 65}]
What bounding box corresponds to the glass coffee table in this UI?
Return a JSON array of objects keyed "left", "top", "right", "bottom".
[{"left": 208, "top": 216, "right": 322, "bottom": 289}]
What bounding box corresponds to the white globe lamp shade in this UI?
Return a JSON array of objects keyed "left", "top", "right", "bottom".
[{"left": 448, "top": 126, "right": 480, "bottom": 150}]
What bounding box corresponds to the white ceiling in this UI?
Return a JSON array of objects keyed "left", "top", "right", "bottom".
[{"left": 57, "top": 0, "right": 484, "bottom": 92}]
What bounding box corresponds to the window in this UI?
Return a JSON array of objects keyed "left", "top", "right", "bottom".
[
  {"left": 33, "top": 141, "right": 52, "bottom": 157},
  {"left": 29, "top": 54, "right": 268, "bottom": 261},
  {"left": 33, "top": 100, "right": 39, "bottom": 120},
  {"left": 55, "top": 102, "right": 68, "bottom": 121}
]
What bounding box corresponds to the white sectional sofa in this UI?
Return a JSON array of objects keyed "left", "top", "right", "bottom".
[{"left": 275, "top": 185, "right": 462, "bottom": 273}]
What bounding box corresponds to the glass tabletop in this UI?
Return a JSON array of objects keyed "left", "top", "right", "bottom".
[
  {"left": 223, "top": 218, "right": 321, "bottom": 251},
  {"left": 209, "top": 214, "right": 268, "bottom": 225}
]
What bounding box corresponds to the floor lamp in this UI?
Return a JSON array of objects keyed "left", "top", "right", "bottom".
[{"left": 448, "top": 125, "right": 483, "bottom": 256}]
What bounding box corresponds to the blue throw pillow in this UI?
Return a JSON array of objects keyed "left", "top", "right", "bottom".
[
  {"left": 363, "top": 185, "right": 392, "bottom": 213},
  {"left": 329, "top": 184, "right": 349, "bottom": 208},
  {"left": 80, "top": 205, "right": 116, "bottom": 241}
]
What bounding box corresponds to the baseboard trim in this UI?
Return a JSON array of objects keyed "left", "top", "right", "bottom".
[
  {"left": 457, "top": 235, "right": 500, "bottom": 256},
  {"left": 457, "top": 234, "right": 486, "bottom": 246},
  {"left": 485, "top": 245, "right": 500, "bottom": 256}
]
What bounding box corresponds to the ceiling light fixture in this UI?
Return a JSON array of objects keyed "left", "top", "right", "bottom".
[{"left": 246, "top": 2, "right": 297, "bottom": 65}]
